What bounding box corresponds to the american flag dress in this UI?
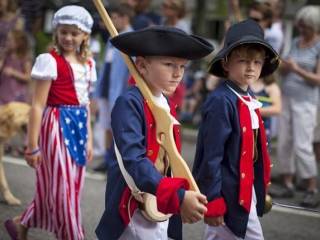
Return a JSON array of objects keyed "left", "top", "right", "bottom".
[{"left": 20, "top": 50, "right": 96, "bottom": 240}]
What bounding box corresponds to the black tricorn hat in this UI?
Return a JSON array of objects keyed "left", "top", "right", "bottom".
[
  {"left": 110, "top": 26, "right": 214, "bottom": 60},
  {"left": 209, "top": 19, "right": 280, "bottom": 78}
]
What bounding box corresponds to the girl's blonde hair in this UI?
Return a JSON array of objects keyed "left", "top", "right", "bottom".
[{"left": 52, "top": 28, "right": 92, "bottom": 63}]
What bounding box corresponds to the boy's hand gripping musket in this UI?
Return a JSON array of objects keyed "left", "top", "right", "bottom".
[{"left": 93, "top": 0, "right": 199, "bottom": 221}]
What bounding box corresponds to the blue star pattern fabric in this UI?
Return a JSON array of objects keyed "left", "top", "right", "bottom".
[{"left": 59, "top": 105, "right": 88, "bottom": 166}]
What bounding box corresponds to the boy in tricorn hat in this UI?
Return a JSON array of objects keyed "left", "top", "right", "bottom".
[
  {"left": 192, "top": 19, "right": 280, "bottom": 239},
  {"left": 95, "top": 26, "right": 213, "bottom": 240}
]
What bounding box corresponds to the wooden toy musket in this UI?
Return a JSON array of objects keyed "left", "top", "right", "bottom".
[{"left": 92, "top": 0, "right": 199, "bottom": 192}]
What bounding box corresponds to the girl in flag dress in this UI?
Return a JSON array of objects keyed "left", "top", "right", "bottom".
[{"left": 4, "top": 5, "right": 97, "bottom": 240}]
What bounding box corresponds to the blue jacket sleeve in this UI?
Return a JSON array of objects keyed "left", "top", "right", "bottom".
[
  {"left": 194, "top": 96, "right": 233, "bottom": 201},
  {"left": 111, "top": 94, "right": 162, "bottom": 195}
]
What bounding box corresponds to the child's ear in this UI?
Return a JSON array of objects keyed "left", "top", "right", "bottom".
[
  {"left": 135, "top": 57, "right": 147, "bottom": 75},
  {"left": 83, "top": 33, "right": 89, "bottom": 41},
  {"left": 222, "top": 60, "right": 229, "bottom": 72}
]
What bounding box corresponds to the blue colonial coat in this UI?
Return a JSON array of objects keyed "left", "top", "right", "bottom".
[
  {"left": 192, "top": 80, "right": 271, "bottom": 238},
  {"left": 96, "top": 86, "right": 188, "bottom": 240}
]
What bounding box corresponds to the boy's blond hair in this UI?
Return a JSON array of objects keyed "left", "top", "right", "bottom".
[{"left": 226, "top": 44, "right": 266, "bottom": 62}]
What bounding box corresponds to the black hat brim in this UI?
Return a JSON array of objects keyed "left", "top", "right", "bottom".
[
  {"left": 110, "top": 27, "right": 214, "bottom": 60},
  {"left": 209, "top": 35, "right": 280, "bottom": 78}
]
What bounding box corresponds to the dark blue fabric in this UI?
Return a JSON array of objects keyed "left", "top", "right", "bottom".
[
  {"left": 95, "top": 87, "right": 183, "bottom": 240},
  {"left": 132, "top": 12, "right": 162, "bottom": 30},
  {"left": 59, "top": 105, "right": 88, "bottom": 166},
  {"left": 99, "top": 63, "right": 111, "bottom": 99},
  {"left": 192, "top": 80, "right": 267, "bottom": 238}
]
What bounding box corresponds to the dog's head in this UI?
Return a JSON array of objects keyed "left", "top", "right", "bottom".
[{"left": 0, "top": 102, "right": 30, "bottom": 140}]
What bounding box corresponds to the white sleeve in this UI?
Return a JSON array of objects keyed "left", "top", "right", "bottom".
[
  {"left": 31, "top": 53, "right": 57, "bottom": 80},
  {"left": 89, "top": 58, "right": 98, "bottom": 94},
  {"left": 90, "top": 58, "right": 97, "bottom": 83}
]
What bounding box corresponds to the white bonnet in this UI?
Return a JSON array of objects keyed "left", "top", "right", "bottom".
[{"left": 52, "top": 5, "right": 93, "bottom": 33}]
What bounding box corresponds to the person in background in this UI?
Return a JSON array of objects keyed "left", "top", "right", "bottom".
[
  {"left": 161, "top": 0, "right": 191, "bottom": 34},
  {"left": 4, "top": 5, "right": 97, "bottom": 240},
  {"left": 0, "top": 0, "right": 24, "bottom": 61},
  {"left": 0, "top": 30, "right": 32, "bottom": 105},
  {"left": 248, "top": 0, "right": 283, "bottom": 148},
  {"left": 121, "top": 0, "right": 161, "bottom": 30},
  {"left": 93, "top": 3, "right": 134, "bottom": 171},
  {"left": 250, "top": 73, "right": 281, "bottom": 144},
  {"left": 273, "top": 5, "right": 320, "bottom": 208},
  {"left": 248, "top": 1, "right": 273, "bottom": 31},
  {"left": 180, "top": 72, "right": 219, "bottom": 125},
  {"left": 264, "top": 0, "right": 285, "bottom": 54}
]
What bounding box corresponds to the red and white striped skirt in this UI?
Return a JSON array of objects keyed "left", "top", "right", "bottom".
[{"left": 20, "top": 107, "right": 86, "bottom": 240}]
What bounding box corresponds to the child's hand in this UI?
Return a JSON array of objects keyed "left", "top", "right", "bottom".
[
  {"left": 3, "top": 67, "right": 14, "bottom": 77},
  {"left": 86, "top": 139, "right": 93, "bottom": 163},
  {"left": 282, "top": 58, "right": 298, "bottom": 73},
  {"left": 24, "top": 148, "right": 42, "bottom": 168},
  {"left": 180, "top": 190, "right": 207, "bottom": 224},
  {"left": 204, "top": 216, "right": 225, "bottom": 227}
]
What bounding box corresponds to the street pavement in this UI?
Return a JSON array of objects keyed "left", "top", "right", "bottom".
[{"left": 1, "top": 128, "right": 320, "bottom": 240}]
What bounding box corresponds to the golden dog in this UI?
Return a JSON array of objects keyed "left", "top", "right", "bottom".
[{"left": 0, "top": 102, "right": 30, "bottom": 205}]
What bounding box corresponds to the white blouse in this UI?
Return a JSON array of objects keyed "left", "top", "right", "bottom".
[{"left": 31, "top": 53, "right": 97, "bottom": 105}]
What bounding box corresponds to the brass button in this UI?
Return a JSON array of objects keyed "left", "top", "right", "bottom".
[
  {"left": 239, "top": 200, "right": 244, "bottom": 205},
  {"left": 268, "top": 182, "right": 272, "bottom": 186},
  {"left": 241, "top": 173, "right": 245, "bottom": 179},
  {"left": 243, "top": 127, "right": 246, "bottom": 133},
  {"left": 270, "top": 164, "right": 274, "bottom": 168},
  {"left": 147, "top": 150, "right": 153, "bottom": 156},
  {"left": 149, "top": 123, "right": 153, "bottom": 128},
  {"left": 242, "top": 151, "right": 246, "bottom": 156}
]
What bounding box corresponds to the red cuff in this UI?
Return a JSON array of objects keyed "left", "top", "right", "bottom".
[
  {"left": 119, "top": 187, "right": 138, "bottom": 226},
  {"left": 156, "top": 177, "right": 190, "bottom": 214},
  {"left": 205, "top": 197, "right": 227, "bottom": 217}
]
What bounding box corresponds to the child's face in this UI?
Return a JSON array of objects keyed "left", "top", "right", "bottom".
[
  {"left": 136, "top": 56, "right": 188, "bottom": 96},
  {"left": 111, "top": 12, "right": 127, "bottom": 32},
  {"left": 56, "top": 24, "right": 88, "bottom": 54},
  {"left": 223, "top": 48, "right": 265, "bottom": 89}
]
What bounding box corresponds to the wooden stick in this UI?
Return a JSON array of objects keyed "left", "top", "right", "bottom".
[{"left": 92, "top": 0, "right": 199, "bottom": 192}]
